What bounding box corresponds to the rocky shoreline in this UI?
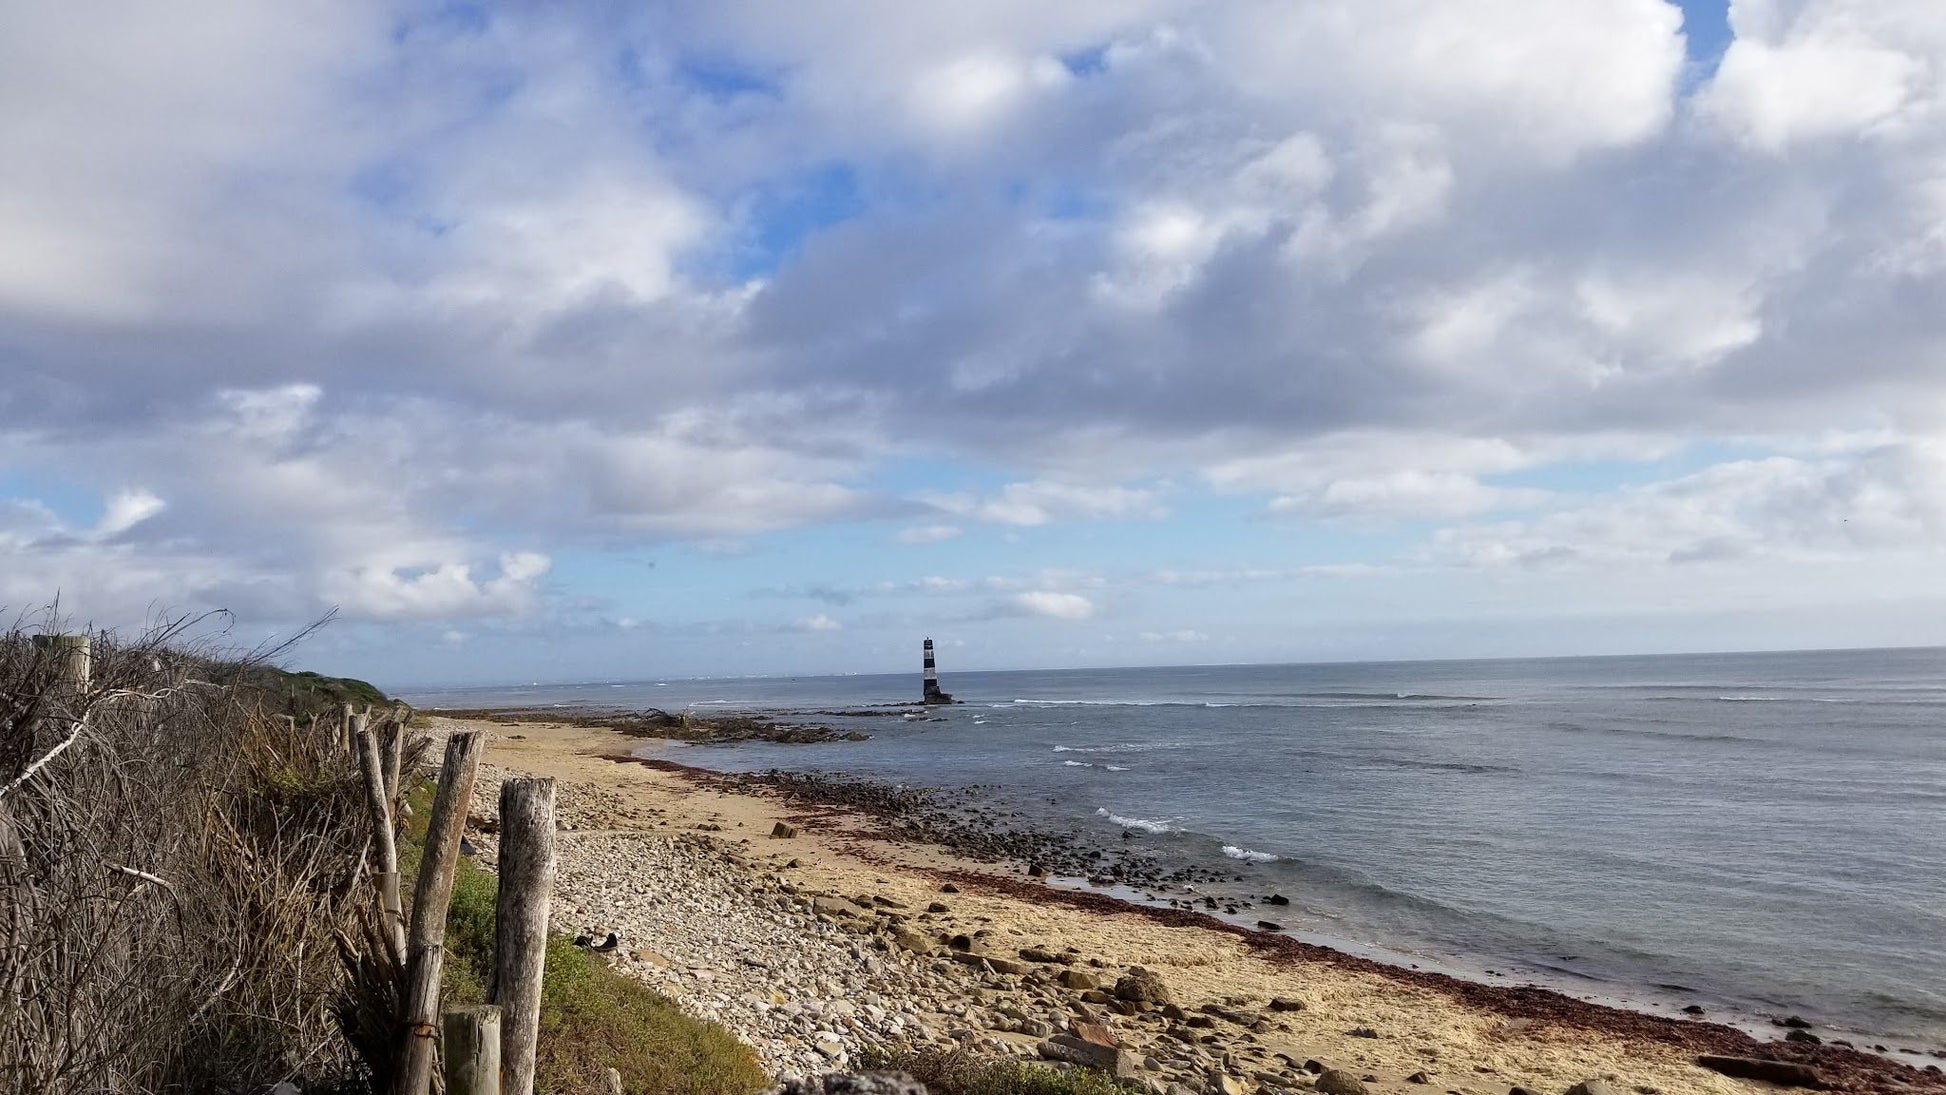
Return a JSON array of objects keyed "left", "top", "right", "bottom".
[
  {"left": 440, "top": 715, "right": 1946, "bottom": 1095},
  {"left": 429, "top": 705, "right": 875, "bottom": 745}
]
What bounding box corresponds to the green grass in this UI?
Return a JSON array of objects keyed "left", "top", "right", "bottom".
[
  {"left": 399, "top": 784, "right": 766, "bottom": 1094},
  {"left": 857, "top": 1047, "right": 1144, "bottom": 1095}
]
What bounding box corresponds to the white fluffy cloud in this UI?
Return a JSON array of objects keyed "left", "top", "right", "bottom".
[{"left": 3, "top": 0, "right": 1945, "bottom": 658}]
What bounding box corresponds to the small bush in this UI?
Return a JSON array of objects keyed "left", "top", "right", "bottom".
[{"left": 858, "top": 1047, "right": 1141, "bottom": 1095}]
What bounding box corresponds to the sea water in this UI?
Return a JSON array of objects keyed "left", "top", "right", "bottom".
[{"left": 405, "top": 647, "right": 1946, "bottom": 1045}]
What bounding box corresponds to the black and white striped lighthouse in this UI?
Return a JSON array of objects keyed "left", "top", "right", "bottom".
[{"left": 922, "top": 637, "right": 954, "bottom": 705}]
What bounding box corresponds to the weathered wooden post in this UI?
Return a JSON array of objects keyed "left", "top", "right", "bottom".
[
  {"left": 355, "top": 728, "right": 407, "bottom": 965},
  {"left": 490, "top": 777, "right": 556, "bottom": 1095},
  {"left": 32, "top": 633, "right": 90, "bottom": 692},
  {"left": 442, "top": 1005, "right": 503, "bottom": 1095},
  {"left": 382, "top": 715, "right": 406, "bottom": 809},
  {"left": 395, "top": 731, "right": 485, "bottom": 1095}
]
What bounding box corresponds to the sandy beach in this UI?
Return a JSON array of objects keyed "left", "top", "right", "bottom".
[{"left": 439, "top": 714, "right": 1946, "bottom": 1095}]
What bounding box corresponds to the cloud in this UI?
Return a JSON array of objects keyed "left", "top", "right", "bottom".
[
  {"left": 798, "top": 613, "right": 843, "bottom": 631},
  {"left": 926, "top": 481, "right": 1166, "bottom": 526},
  {"left": 1139, "top": 628, "right": 1207, "bottom": 642},
  {"left": 1429, "top": 443, "right": 1946, "bottom": 570},
  {"left": 1011, "top": 591, "right": 1096, "bottom": 619},
  {"left": 896, "top": 523, "right": 964, "bottom": 544}
]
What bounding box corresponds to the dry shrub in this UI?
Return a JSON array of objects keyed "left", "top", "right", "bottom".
[{"left": 0, "top": 616, "right": 419, "bottom": 1094}]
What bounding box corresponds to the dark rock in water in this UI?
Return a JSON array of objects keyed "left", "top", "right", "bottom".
[
  {"left": 1316, "top": 1069, "right": 1369, "bottom": 1095},
  {"left": 770, "top": 821, "right": 798, "bottom": 838},
  {"left": 1782, "top": 1016, "right": 1813, "bottom": 1029},
  {"left": 768, "top": 1074, "right": 928, "bottom": 1095},
  {"left": 1256, "top": 920, "right": 1283, "bottom": 931},
  {"left": 1267, "top": 893, "right": 1291, "bottom": 905},
  {"left": 1681, "top": 1005, "right": 1705, "bottom": 1015},
  {"left": 1786, "top": 1030, "right": 1822, "bottom": 1045},
  {"left": 1113, "top": 966, "right": 1172, "bottom": 1005},
  {"left": 1696, "top": 1056, "right": 1823, "bottom": 1089}
]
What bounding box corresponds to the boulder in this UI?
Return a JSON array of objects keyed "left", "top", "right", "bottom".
[
  {"left": 771, "top": 821, "right": 799, "bottom": 838},
  {"left": 1268, "top": 997, "right": 1305, "bottom": 1012},
  {"left": 1038, "top": 1034, "right": 1142, "bottom": 1079},
  {"left": 1696, "top": 1056, "right": 1823, "bottom": 1089},
  {"left": 1317, "top": 1069, "right": 1369, "bottom": 1095},
  {"left": 1114, "top": 967, "right": 1173, "bottom": 1005},
  {"left": 1787, "top": 1030, "right": 1822, "bottom": 1045},
  {"left": 1565, "top": 1081, "right": 1622, "bottom": 1095},
  {"left": 1060, "top": 969, "right": 1100, "bottom": 991}
]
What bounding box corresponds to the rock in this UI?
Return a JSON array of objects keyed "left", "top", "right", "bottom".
[
  {"left": 1071, "top": 1020, "right": 1120, "bottom": 1047},
  {"left": 1787, "top": 1030, "right": 1822, "bottom": 1045},
  {"left": 1039, "top": 1034, "right": 1141, "bottom": 1079},
  {"left": 1115, "top": 967, "right": 1173, "bottom": 1005},
  {"left": 1060, "top": 969, "right": 1101, "bottom": 991},
  {"left": 1267, "top": 894, "right": 1290, "bottom": 906},
  {"left": 1407, "top": 1072, "right": 1431, "bottom": 1084},
  {"left": 1020, "top": 947, "right": 1067, "bottom": 964},
  {"left": 1302, "top": 1060, "right": 1325, "bottom": 1074},
  {"left": 927, "top": 902, "right": 950, "bottom": 913},
  {"left": 1215, "top": 1075, "right": 1248, "bottom": 1095},
  {"left": 771, "top": 822, "right": 799, "bottom": 838},
  {"left": 892, "top": 927, "right": 933, "bottom": 954},
  {"left": 1256, "top": 921, "right": 1283, "bottom": 931},
  {"left": 948, "top": 933, "right": 974, "bottom": 951},
  {"left": 1268, "top": 997, "right": 1305, "bottom": 1012},
  {"left": 1348, "top": 1027, "right": 1378, "bottom": 1038},
  {"left": 604, "top": 1067, "right": 624, "bottom": 1095},
  {"left": 1681, "top": 1005, "right": 1705, "bottom": 1016},
  {"left": 1695, "top": 1057, "right": 1823, "bottom": 1089},
  {"left": 1317, "top": 1069, "right": 1369, "bottom": 1095},
  {"left": 940, "top": 882, "right": 960, "bottom": 893},
  {"left": 1565, "top": 1081, "right": 1622, "bottom": 1095},
  {"left": 1782, "top": 1016, "right": 1813, "bottom": 1029},
  {"left": 768, "top": 1074, "right": 929, "bottom": 1095}
]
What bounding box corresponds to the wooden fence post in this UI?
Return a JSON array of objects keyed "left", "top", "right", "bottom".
[
  {"left": 395, "top": 730, "right": 485, "bottom": 1095},
  {"left": 442, "top": 1005, "right": 502, "bottom": 1095},
  {"left": 355, "top": 728, "right": 407, "bottom": 965},
  {"left": 490, "top": 777, "right": 556, "bottom": 1095},
  {"left": 32, "top": 634, "right": 90, "bottom": 692},
  {"left": 383, "top": 716, "right": 405, "bottom": 809}
]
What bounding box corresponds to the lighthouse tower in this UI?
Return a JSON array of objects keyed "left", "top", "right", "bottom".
[{"left": 922, "top": 638, "right": 954, "bottom": 705}]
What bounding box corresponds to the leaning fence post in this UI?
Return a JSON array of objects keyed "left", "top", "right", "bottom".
[
  {"left": 490, "top": 777, "right": 556, "bottom": 1095},
  {"left": 355, "top": 728, "right": 407, "bottom": 965},
  {"left": 442, "top": 1005, "right": 503, "bottom": 1095},
  {"left": 32, "top": 633, "right": 90, "bottom": 692},
  {"left": 383, "top": 716, "right": 406, "bottom": 809},
  {"left": 395, "top": 731, "right": 485, "bottom": 1095}
]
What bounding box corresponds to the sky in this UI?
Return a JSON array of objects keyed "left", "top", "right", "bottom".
[{"left": 3, "top": 0, "right": 1945, "bottom": 688}]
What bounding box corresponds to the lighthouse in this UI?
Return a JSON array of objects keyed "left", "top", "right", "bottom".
[{"left": 922, "top": 638, "right": 954, "bottom": 705}]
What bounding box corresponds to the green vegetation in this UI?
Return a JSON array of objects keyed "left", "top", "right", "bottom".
[
  {"left": 243, "top": 664, "right": 393, "bottom": 718},
  {"left": 399, "top": 789, "right": 767, "bottom": 1095},
  {"left": 858, "top": 1048, "right": 1143, "bottom": 1095}
]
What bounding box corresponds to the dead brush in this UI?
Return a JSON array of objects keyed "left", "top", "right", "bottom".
[{"left": 0, "top": 615, "right": 427, "bottom": 1094}]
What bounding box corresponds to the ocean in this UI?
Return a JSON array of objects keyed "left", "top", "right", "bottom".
[{"left": 403, "top": 646, "right": 1946, "bottom": 1047}]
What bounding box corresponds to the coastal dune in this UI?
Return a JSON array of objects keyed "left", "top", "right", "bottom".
[{"left": 438, "top": 714, "right": 1941, "bottom": 1095}]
